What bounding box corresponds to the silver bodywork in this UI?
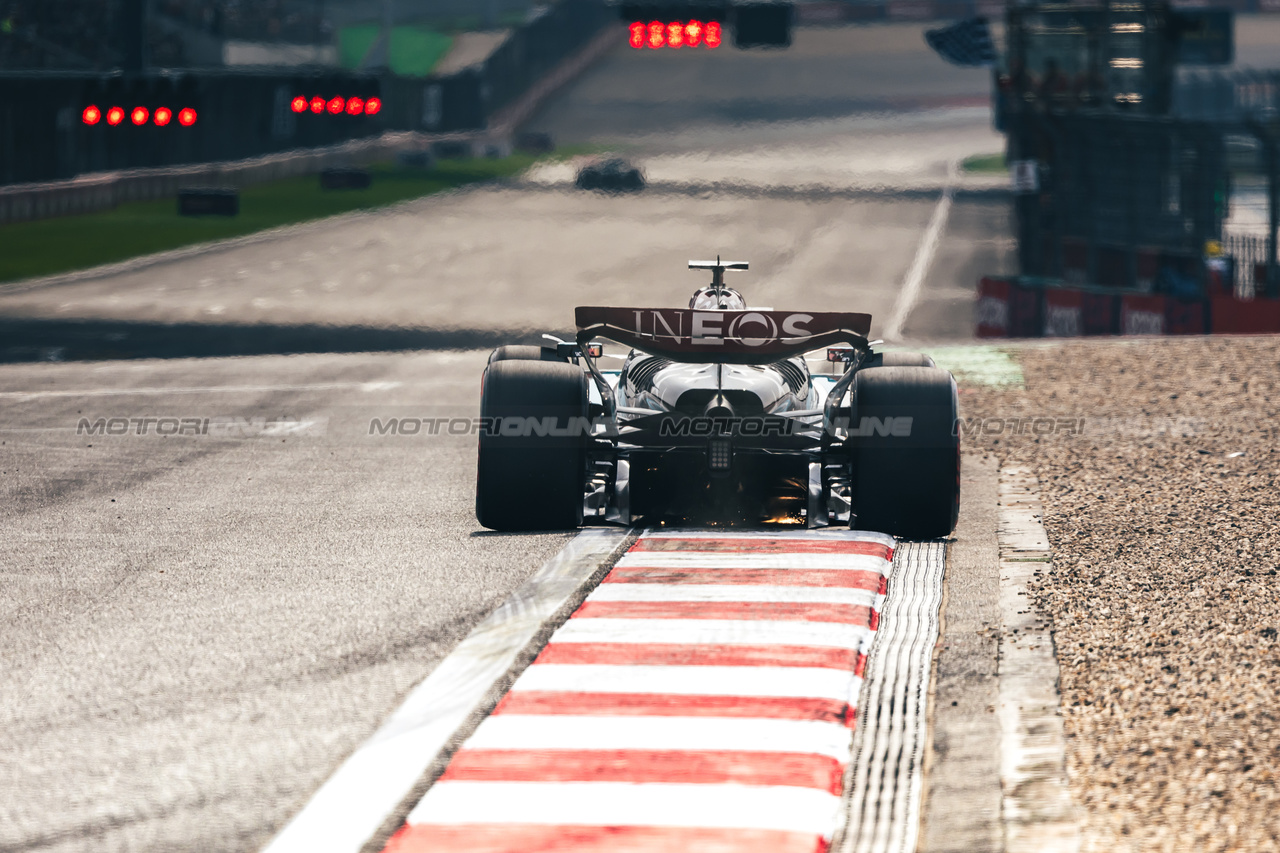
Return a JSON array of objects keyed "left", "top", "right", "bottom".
[{"left": 616, "top": 352, "right": 820, "bottom": 416}]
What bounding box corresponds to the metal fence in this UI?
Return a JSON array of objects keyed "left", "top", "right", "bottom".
[
  {"left": 1008, "top": 69, "right": 1280, "bottom": 299},
  {"left": 1174, "top": 69, "right": 1280, "bottom": 123}
]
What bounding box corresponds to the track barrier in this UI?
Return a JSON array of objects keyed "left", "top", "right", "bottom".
[{"left": 970, "top": 276, "right": 1278, "bottom": 337}]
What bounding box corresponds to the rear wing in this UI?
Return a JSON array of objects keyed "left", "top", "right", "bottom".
[{"left": 575, "top": 306, "right": 872, "bottom": 364}]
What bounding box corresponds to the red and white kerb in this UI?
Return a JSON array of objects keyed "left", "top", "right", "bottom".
[{"left": 381, "top": 529, "right": 893, "bottom": 853}]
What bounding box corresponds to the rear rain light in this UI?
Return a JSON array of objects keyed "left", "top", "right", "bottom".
[
  {"left": 708, "top": 438, "right": 733, "bottom": 471},
  {"left": 130, "top": 106, "right": 149, "bottom": 125},
  {"left": 82, "top": 105, "right": 101, "bottom": 125}
]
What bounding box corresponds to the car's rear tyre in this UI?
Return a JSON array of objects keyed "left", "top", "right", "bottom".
[
  {"left": 864, "top": 351, "right": 936, "bottom": 369},
  {"left": 850, "top": 366, "right": 959, "bottom": 539},
  {"left": 487, "top": 345, "right": 566, "bottom": 364},
  {"left": 476, "top": 359, "right": 588, "bottom": 531}
]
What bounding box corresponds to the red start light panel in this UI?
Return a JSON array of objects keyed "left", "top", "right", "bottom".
[
  {"left": 630, "top": 20, "right": 720, "bottom": 49},
  {"left": 85, "top": 105, "right": 197, "bottom": 127},
  {"left": 294, "top": 95, "right": 382, "bottom": 116}
]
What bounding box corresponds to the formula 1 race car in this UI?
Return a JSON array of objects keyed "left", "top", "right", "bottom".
[
  {"left": 575, "top": 157, "right": 645, "bottom": 192},
  {"left": 476, "top": 259, "right": 959, "bottom": 539}
]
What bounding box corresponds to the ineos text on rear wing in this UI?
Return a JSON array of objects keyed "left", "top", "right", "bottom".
[{"left": 575, "top": 306, "right": 873, "bottom": 364}]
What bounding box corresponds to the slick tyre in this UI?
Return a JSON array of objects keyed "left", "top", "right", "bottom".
[
  {"left": 864, "top": 351, "right": 936, "bottom": 369},
  {"left": 476, "top": 359, "right": 588, "bottom": 531},
  {"left": 850, "top": 366, "right": 959, "bottom": 539},
  {"left": 487, "top": 345, "right": 566, "bottom": 364}
]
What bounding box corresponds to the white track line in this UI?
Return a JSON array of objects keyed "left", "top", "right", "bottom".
[
  {"left": 512, "top": 663, "right": 856, "bottom": 699},
  {"left": 881, "top": 164, "right": 956, "bottom": 342},
  {"left": 550, "top": 617, "right": 874, "bottom": 648},
  {"left": 586, "top": 584, "right": 877, "bottom": 605},
  {"left": 260, "top": 528, "right": 630, "bottom": 853},
  {"left": 615, "top": 553, "right": 892, "bottom": 570},
  {"left": 408, "top": 781, "right": 844, "bottom": 834},
  {"left": 464, "top": 714, "right": 854, "bottom": 758},
  {"left": 641, "top": 529, "right": 895, "bottom": 544}
]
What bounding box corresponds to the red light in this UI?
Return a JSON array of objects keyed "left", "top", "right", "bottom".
[
  {"left": 153, "top": 106, "right": 172, "bottom": 126},
  {"left": 178, "top": 107, "right": 197, "bottom": 126},
  {"left": 667, "top": 21, "right": 685, "bottom": 48},
  {"left": 327, "top": 96, "right": 344, "bottom": 114},
  {"left": 82, "top": 105, "right": 101, "bottom": 125},
  {"left": 647, "top": 20, "right": 665, "bottom": 49},
  {"left": 106, "top": 106, "right": 125, "bottom": 126},
  {"left": 310, "top": 96, "right": 325, "bottom": 114},
  {"left": 291, "top": 96, "right": 308, "bottom": 113},
  {"left": 685, "top": 20, "right": 704, "bottom": 47},
  {"left": 364, "top": 97, "right": 381, "bottom": 115},
  {"left": 346, "top": 96, "right": 364, "bottom": 115},
  {"left": 705, "top": 20, "right": 722, "bottom": 48},
  {"left": 629, "top": 21, "right": 645, "bottom": 48},
  {"left": 131, "top": 106, "right": 149, "bottom": 126}
]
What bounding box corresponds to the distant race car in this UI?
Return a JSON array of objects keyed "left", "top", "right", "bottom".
[
  {"left": 575, "top": 157, "right": 645, "bottom": 192},
  {"left": 475, "top": 259, "right": 959, "bottom": 538}
]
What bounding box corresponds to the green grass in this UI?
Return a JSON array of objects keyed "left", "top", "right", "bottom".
[
  {"left": 339, "top": 25, "right": 454, "bottom": 76},
  {"left": 961, "top": 153, "right": 1007, "bottom": 174},
  {"left": 923, "top": 346, "right": 1025, "bottom": 388},
  {"left": 0, "top": 155, "right": 544, "bottom": 284},
  {"left": 389, "top": 27, "right": 454, "bottom": 77}
]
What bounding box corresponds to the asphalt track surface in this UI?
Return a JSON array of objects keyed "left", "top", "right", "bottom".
[{"left": 2, "top": 24, "right": 1008, "bottom": 852}]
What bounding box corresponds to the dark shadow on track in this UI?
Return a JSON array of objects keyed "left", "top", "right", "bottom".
[
  {"left": 515, "top": 180, "right": 1011, "bottom": 204},
  {"left": 0, "top": 318, "right": 545, "bottom": 363}
]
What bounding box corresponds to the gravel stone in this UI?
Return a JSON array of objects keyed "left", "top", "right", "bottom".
[{"left": 961, "top": 336, "right": 1280, "bottom": 853}]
